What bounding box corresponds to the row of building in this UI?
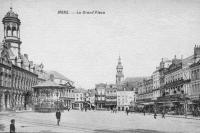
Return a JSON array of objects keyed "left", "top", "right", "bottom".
[
  {"left": 70, "top": 56, "right": 138, "bottom": 111},
  {"left": 136, "top": 46, "right": 200, "bottom": 115}
]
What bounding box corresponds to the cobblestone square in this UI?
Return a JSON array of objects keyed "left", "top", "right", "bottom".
[{"left": 1, "top": 111, "right": 200, "bottom": 133}]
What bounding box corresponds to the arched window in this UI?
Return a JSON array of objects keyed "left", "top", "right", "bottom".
[
  {"left": 12, "top": 27, "right": 17, "bottom": 37},
  {"left": 7, "top": 26, "right": 11, "bottom": 36}
]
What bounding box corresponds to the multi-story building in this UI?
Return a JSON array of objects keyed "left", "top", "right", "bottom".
[
  {"left": 117, "top": 88, "right": 136, "bottom": 111},
  {"left": 95, "top": 83, "right": 106, "bottom": 109},
  {"left": 156, "top": 55, "right": 191, "bottom": 114},
  {"left": 105, "top": 84, "right": 117, "bottom": 110},
  {"left": 0, "top": 44, "right": 12, "bottom": 111},
  {"left": 73, "top": 88, "right": 86, "bottom": 110},
  {"left": 188, "top": 45, "right": 200, "bottom": 113},
  {"left": 85, "top": 89, "right": 96, "bottom": 109},
  {"left": 0, "top": 8, "right": 39, "bottom": 111},
  {"left": 136, "top": 77, "right": 154, "bottom": 112},
  {"left": 152, "top": 58, "right": 172, "bottom": 102}
]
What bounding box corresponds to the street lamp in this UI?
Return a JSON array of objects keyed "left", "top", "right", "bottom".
[{"left": 56, "top": 88, "right": 59, "bottom": 110}]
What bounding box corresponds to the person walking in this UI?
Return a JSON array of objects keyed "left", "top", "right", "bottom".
[
  {"left": 162, "top": 109, "right": 165, "bottom": 119},
  {"left": 10, "top": 119, "right": 15, "bottom": 133},
  {"left": 143, "top": 108, "right": 146, "bottom": 116},
  {"left": 56, "top": 109, "right": 61, "bottom": 126},
  {"left": 126, "top": 108, "right": 129, "bottom": 116},
  {"left": 154, "top": 111, "right": 157, "bottom": 119}
]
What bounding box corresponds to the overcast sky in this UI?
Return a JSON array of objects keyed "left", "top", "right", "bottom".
[{"left": 0, "top": 0, "right": 199, "bottom": 89}]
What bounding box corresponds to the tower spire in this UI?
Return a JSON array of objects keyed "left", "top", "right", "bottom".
[
  {"left": 10, "top": 0, "right": 13, "bottom": 9},
  {"left": 3, "top": 5, "right": 21, "bottom": 60},
  {"left": 116, "top": 56, "right": 124, "bottom": 85}
]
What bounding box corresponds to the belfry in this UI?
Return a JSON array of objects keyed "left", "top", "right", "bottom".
[
  {"left": 116, "top": 56, "right": 124, "bottom": 85},
  {"left": 2, "top": 7, "right": 21, "bottom": 59}
]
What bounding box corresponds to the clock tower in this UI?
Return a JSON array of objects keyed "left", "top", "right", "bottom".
[
  {"left": 2, "top": 7, "right": 21, "bottom": 59},
  {"left": 116, "top": 56, "right": 124, "bottom": 85}
]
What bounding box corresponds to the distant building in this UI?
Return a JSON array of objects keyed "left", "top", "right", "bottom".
[
  {"left": 117, "top": 88, "right": 136, "bottom": 111},
  {"left": 73, "top": 88, "right": 86, "bottom": 110},
  {"left": 95, "top": 83, "right": 106, "bottom": 109},
  {"left": 85, "top": 89, "right": 96, "bottom": 109},
  {"left": 105, "top": 84, "right": 117, "bottom": 110}
]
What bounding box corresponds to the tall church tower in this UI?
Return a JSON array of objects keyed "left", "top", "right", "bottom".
[
  {"left": 2, "top": 7, "right": 21, "bottom": 59},
  {"left": 116, "top": 56, "right": 124, "bottom": 85}
]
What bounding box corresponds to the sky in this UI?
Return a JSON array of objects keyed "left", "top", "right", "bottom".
[{"left": 0, "top": 0, "right": 199, "bottom": 89}]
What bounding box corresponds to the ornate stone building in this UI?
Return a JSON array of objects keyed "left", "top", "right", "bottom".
[{"left": 0, "top": 7, "right": 40, "bottom": 111}]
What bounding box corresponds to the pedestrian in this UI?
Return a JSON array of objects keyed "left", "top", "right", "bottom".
[
  {"left": 162, "top": 110, "right": 165, "bottom": 119},
  {"left": 143, "top": 109, "right": 145, "bottom": 116},
  {"left": 126, "top": 108, "right": 129, "bottom": 115},
  {"left": 154, "top": 111, "right": 157, "bottom": 119},
  {"left": 56, "top": 109, "right": 61, "bottom": 126},
  {"left": 10, "top": 119, "right": 15, "bottom": 133}
]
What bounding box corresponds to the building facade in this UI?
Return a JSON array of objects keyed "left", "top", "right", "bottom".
[
  {"left": 0, "top": 8, "right": 39, "bottom": 111},
  {"left": 73, "top": 88, "right": 86, "bottom": 110},
  {"left": 105, "top": 84, "right": 117, "bottom": 110},
  {"left": 117, "top": 89, "right": 135, "bottom": 111},
  {"left": 85, "top": 89, "right": 96, "bottom": 109},
  {"left": 95, "top": 83, "right": 106, "bottom": 109}
]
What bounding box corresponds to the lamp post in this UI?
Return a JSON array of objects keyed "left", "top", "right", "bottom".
[
  {"left": 56, "top": 88, "right": 59, "bottom": 110},
  {"left": 181, "top": 93, "right": 188, "bottom": 118}
]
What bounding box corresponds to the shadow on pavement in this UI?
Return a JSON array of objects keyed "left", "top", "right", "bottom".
[
  {"left": 0, "top": 124, "right": 5, "bottom": 131},
  {"left": 94, "top": 129, "right": 171, "bottom": 133}
]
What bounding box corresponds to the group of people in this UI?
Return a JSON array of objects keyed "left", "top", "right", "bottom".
[
  {"left": 142, "top": 108, "right": 166, "bottom": 119},
  {"left": 153, "top": 110, "right": 165, "bottom": 119},
  {"left": 111, "top": 108, "right": 117, "bottom": 113}
]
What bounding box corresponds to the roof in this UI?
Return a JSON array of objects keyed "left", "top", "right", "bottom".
[
  {"left": 32, "top": 80, "right": 63, "bottom": 88},
  {"left": 124, "top": 77, "right": 145, "bottom": 83},
  {"left": 4, "top": 7, "right": 19, "bottom": 18},
  {"left": 74, "top": 88, "right": 87, "bottom": 93},
  {"left": 47, "top": 70, "right": 72, "bottom": 82},
  {"left": 182, "top": 55, "right": 194, "bottom": 65}
]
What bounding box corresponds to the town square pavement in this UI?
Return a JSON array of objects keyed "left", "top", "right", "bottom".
[{"left": 0, "top": 110, "right": 200, "bottom": 133}]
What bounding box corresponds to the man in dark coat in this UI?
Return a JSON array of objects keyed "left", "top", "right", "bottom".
[
  {"left": 162, "top": 109, "right": 165, "bottom": 119},
  {"left": 126, "top": 108, "right": 129, "bottom": 115},
  {"left": 10, "top": 119, "right": 15, "bottom": 133},
  {"left": 56, "top": 109, "right": 61, "bottom": 126}
]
